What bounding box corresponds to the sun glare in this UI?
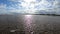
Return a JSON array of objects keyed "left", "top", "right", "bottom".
[{"left": 24, "top": 0, "right": 36, "bottom": 3}]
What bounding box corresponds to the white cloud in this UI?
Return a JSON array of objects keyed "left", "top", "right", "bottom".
[
  {"left": 0, "top": 0, "right": 60, "bottom": 14},
  {"left": 24, "top": 0, "right": 36, "bottom": 3},
  {"left": 0, "top": 4, "right": 6, "bottom": 9}
]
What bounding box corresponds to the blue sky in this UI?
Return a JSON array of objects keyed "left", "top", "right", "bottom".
[
  {"left": 0, "top": 0, "right": 60, "bottom": 13},
  {"left": 0, "top": 0, "right": 22, "bottom": 9}
]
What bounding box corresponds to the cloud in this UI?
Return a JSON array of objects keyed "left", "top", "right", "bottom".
[
  {"left": 0, "top": 4, "right": 6, "bottom": 9},
  {"left": 0, "top": 0, "right": 58, "bottom": 10},
  {"left": 0, "top": 0, "right": 60, "bottom": 14}
]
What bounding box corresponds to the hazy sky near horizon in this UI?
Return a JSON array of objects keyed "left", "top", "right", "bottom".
[{"left": 0, "top": 0, "right": 60, "bottom": 13}]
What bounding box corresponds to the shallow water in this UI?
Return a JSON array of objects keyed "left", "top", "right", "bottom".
[{"left": 0, "top": 15, "right": 60, "bottom": 34}]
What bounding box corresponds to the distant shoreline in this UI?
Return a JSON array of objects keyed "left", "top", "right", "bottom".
[{"left": 0, "top": 14, "right": 60, "bottom": 16}]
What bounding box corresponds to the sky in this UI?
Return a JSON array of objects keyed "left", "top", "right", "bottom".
[{"left": 0, "top": 0, "right": 60, "bottom": 14}]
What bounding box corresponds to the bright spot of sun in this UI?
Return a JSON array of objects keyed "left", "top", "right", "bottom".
[
  {"left": 25, "top": 15, "right": 32, "bottom": 17},
  {"left": 24, "top": 0, "right": 36, "bottom": 3},
  {"left": 21, "top": 2, "right": 29, "bottom": 8}
]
